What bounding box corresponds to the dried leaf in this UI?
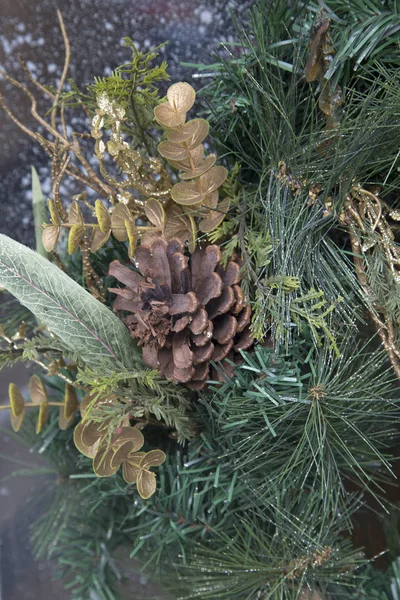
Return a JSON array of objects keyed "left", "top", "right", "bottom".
[
  {"left": 167, "top": 82, "right": 196, "bottom": 113},
  {"left": 93, "top": 443, "right": 120, "bottom": 477},
  {"left": 141, "top": 449, "right": 166, "bottom": 469},
  {"left": 111, "top": 203, "right": 132, "bottom": 241},
  {"left": 95, "top": 199, "right": 111, "bottom": 233},
  {"left": 145, "top": 199, "right": 165, "bottom": 230},
  {"left": 158, "top": 141, "right": 189, "bottom": 162},
  {"left": 137, "top": 469, "right": 157, "bottom": 499},
  {"left": 59, "top": 383, "right": 78, "bottom": 430},
  {"left": 68, "top": 224, "right": 84, "bottom": 254},
  {"left": 154, "top": 103, "right": 186, "bottom": 129},
  {"left": 73, "top": 420, "right": 102, "bottom": 458},
  {"left": 199, "top": 166, "right": 228, "bottom": 194},
  {"left": 154, "top": 82, "right": 196, "bottom": 128},
  {"left": 48, "top": 199, "right": 61, "bottom": 226},
  {"left": 114, "top": 426, "right": 144, "bottom": 451},
  {"left": 29, "top": 375, "right": 48, "bottom": 405},
  {"left": 69, "top": 200, "right": 83, "bottom": 224},
  {"left": 125, "top": 219, "right": 137, "bottom": 259},
  {"left": 167, "top": 118, "right": 209, "bottom": 147},
  {"left": 122, "top": 452, "right": 146, "bottom": 484},
  {"left": 169, "top": 144, "right": 204, "bottom": 171},
  {"left": 42, "top": 225, "right": 60, "bottom": 252},
  {"left": 91, "top": 228, "right": 111, "bottom": 252},
  {"left": 8, "top": 383, "right": 25, "bottom": 432},
  {"left": 199, "top": 197, "right": 230, "bottom": 233},
  {"left": 36, "top": 402, "right": 49, "bottom": 434},
  {"left": 171, "top": 181, "right": 203, "bottom": 206},
  {"left": 180, "top": 154, "right": 217, "bottom": 180}
]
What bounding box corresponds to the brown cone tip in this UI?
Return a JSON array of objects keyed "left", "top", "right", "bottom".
[{"left": 107, "top": 238, "right": 254, "bottom": 388}]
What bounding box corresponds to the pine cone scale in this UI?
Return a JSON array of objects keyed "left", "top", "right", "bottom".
[
  {"left": 193, "top": 341, "right": 214, "bottom": 364},
  {"left": 196, "top": 273, "right": 222, "bottom": 305},
  {"left": 189, "top": 308, "right": 208, "bottom": 334},
  {"left": 109, "top": 237, "right": 254, "bottom": 388},
  {"left": 169, "top": 292, "right": 198, "bottom": 315}
]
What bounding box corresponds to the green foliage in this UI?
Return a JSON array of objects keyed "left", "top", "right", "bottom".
[
  {"left": 61, "top": 39, "right": 169, "bottom": 152},
  {"left": 171, "top": 495, "right": 364, "bottom": 600},
  {"left": 306, "top": 0, "right": 400, "bottom": 90},
  {"left": 0, "top": 234, "right": 139, "bottom": 370},
  {"left": 3, "top": 2, "right": 400, "bottom": 599},
  {"left": 199, "top": 0, "right": 400, "bottom": 194},
  {"left": 76, "top": 363, "right": 193, "bottom": 442},
  {"left": 206, "top": 342, "right": 399, "bottom": 510},
  {"left": 229, "top": 176, "right": 358, "bottom": 348}
]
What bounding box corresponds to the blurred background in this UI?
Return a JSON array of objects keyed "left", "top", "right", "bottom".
[{"left": 0, "top": 1, "right": 251, "bottom": 597}]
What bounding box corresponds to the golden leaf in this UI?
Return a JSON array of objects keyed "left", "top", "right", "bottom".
[
  {"left": 59, "top": 383, "right": 78, "bottom": 430},
  {"left": 109, "top": 440, "right": 138, "bottom": 470},
  {"left": 141, "top": 449, "right": 166, "bottom": 469},
  {"left": 199, "top": 165, "right": 228, "bottom": 194},
  {"left": 154, "top": 82, "right": 196, "bottom": 129},
  {"left": 137, "top": 469, "right": 157, "bottom": 499},
  {"left": 48, "top": 199, "right": 61, "bottom": 226},
  {"left": 121, "top": 449, "right": 164, "bottom": 498},
  {"left": 91, "top": 228, "right": 111, "bottom": 252},
  {"left": 164, "top": 204, "right": 195, "bottom": 244},
  {"left": 111, "top": 203, "right": 132, "bottom": 241},
  {"left": 167, "top": 118, "right": 209, "bottom": 147},
  {"left": 204, "top": 190, "right": 219, "bottom": 210},
  {"left": 158, "top": 141, "right": 189, "bottom": 162},
  {"left": 68, "top": 200, "right": 83, "bottom": 224},
  {"left": 169, "top": 144, "right": 204, "bottom": 171},
  {"left": 42, "top": 225, "right": 60, "bottom": 252},
  {"left": 29, "top": 375, "right": 48, "bottom": 405},
  {"left": 8, "top": 383, "right": 25, "bottom": 432},
  {"left": 113, "top": 426, "right": 144, "bottom": 452},
  {"left": 36, "top": 403, "right": 49, "bottom": 434},
  {"left": 73, "top": 420, "right": 102, "bottom": 458},
  {"left": 180, "top": 154, "right": 217, "bottom": 180},
  {"left": 95, "top": 199, "right": 111, "bottom": 233},
  {"left": 188, "top": 214, "right": 197, "bottom": 253},
  {"left": 68, "top": 224, "right": 84, "bottom": 254},
  {"left": 167, "top": 82, "right": 196, "bottom": 113},
  {"left": 199, "top": 197, "right": 230, "bottom": 233},
  {"left": 93, "top": 442, "right": 120, "bottom": 477},
  {"left": 122, "top": 452, "right": 146, "bottom": 484},
  {"left": 171, "top": 181, "right": 204, "bottom": 206},
  {"left": 125, "top": 219, "right": 137, "bottom": 259},
  {"left": 145, "top": 199, "right": 165, "bottom": 230},
  {"left": 154, "top": 103, "right": 187, "bottom": 129},
  {"left": 93, "top": 425, "right": 144, "bottom": 477}
]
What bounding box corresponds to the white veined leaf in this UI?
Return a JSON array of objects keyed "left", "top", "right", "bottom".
[{"left": 0, "top": 235, "right": 139, "bottom": 369}]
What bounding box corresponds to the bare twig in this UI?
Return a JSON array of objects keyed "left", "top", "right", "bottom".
[
  {"left": 18, "top": 54, "right": 56, "bottom": 100},
  {"left": 51, "top": 10, "right": 71, "bottom": 131}
]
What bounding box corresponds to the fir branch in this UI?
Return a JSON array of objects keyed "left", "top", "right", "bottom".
[
  {"left": 205, "top": 341, "right": 400, "bottom": 510},
  {"left": 76, "top": 363, "right": 194, "bottom": 442}
]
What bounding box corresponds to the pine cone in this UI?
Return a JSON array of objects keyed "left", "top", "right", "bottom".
[{"left": 108, "top": 237, "right": 253, "bottom": 389}]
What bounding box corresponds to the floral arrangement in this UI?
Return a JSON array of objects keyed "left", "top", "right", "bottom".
[{"left": 1, "top": 2, "right": 400, "bottom": 599}]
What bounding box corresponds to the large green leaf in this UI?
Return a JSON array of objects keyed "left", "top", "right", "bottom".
[
  {"left": 0, "top": 235, "right": 138, "bottom": 369},
  {"left": 31, "top": 166, "right": 51, "bottom": 260}
]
